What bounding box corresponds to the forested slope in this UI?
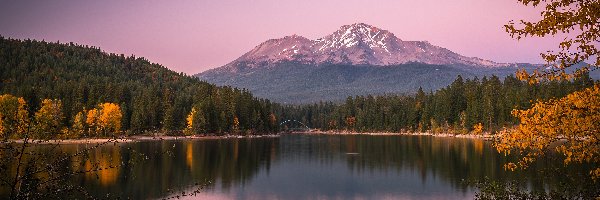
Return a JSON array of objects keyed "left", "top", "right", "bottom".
[
  {"left": 0, "top": 37, "right": 277, "bottom": 137},
  {"left": 277, "top": 74, "right": 595, "bottom": 133}
]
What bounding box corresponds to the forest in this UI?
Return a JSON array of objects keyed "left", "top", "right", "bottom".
[
  {"left": 276, "top": 74, "right": 595, "bottom": 134},
  {"left": 0, "top": 37, "right": 278, "bottom": 139},
  {"left": 1, "top": 36, "right": 596, "bottom": 139}
]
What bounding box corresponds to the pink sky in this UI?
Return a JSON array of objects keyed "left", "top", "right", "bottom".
[{"left": 0, "top": 0, "right": 567, "bottom": 74}]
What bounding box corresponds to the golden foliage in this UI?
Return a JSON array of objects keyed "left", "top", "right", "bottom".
[
  {"left": 0, "top": 94, "right": 29, "bottom": 138},
  {"left": 232, "top": 116, "right": 240, "bottom": 132},
  {"left": 97, "top": 103, "right": 122, "bottom": 134},
  {"left": 184, "top": 107, "right": 196, "bottom": 135},
  {"left": 472, "top": 123, "right": 484, "bottom": 135},
  {"left": 71, "top": 111, "right": 86, "bottom": 137},
  {"left": 86, "top": 108, "right": 99, "bottom": 130},
  {"left": 33, "top": 99, "right": 64, "bottom": 138},
  {"left": 495, "top": 84, "right": 600, "bottom": 179},
  {"left": 16, "top": 98, "right": 28, "bottom": 136},
  {"left": 84, "top": 103, "right": 122, "bottom": 136},
  {"left": 507, "top": 0, "right": 599, "bottom": 81}
]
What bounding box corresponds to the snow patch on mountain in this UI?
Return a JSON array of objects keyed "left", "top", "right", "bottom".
[{"left": 223, "top": 23, "right": 510, "bottom": 70}]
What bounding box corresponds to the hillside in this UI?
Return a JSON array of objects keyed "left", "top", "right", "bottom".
[
  {"left": 199, "top": 62, "right": 557, "bottom": 103},
  {"left": 0, "top": 36, "right": 277, "bottom": 135}
]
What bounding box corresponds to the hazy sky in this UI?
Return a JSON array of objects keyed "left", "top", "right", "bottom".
[{"left": 0, "top": 0, "right": 567, "bottom": 74}]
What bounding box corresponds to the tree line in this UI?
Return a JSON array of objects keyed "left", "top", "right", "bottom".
[
  {"left": 1, "top": 36, "right": 595, "bottom": 138},
  {"left": 276, "top": 74, "right": 595, "bottom": 134},
  {"left": 0, "top": 37, "right": 278, "bottom": 139}
]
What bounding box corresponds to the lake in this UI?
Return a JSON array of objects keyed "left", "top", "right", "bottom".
[{"left": 13, "top": 134, "right": 585, "bottom": 199}]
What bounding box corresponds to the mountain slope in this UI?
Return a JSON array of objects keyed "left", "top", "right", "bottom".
[
  {"left": 196, "top": 23, "right": 597, "bottom": 104},
  {"left": 222, "top": 23, "right": 508, "bottom": 69},
  {"left": 200, "top": 62, "right": 533, "bottom": 103}
]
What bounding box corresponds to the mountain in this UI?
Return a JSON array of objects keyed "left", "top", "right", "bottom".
[
  {"left": 224, "top": 23, "right": 508, "bottom": 68},
  {"left": 197, "top": 23, "right": 597, "bottom": 104}
]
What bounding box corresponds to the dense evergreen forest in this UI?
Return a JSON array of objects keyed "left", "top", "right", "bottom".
[
  {"left": 1, "top": 36, "right": 594, "bottom": 138},
  {"left": 0, "top": 37, "right": 278, "bottom": 138},
  {"left": 276, "top": 74, "right": 595, "bottom": 134}
]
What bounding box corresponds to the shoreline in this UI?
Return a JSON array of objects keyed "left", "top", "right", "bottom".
[
  {"left": 9, "top": 134, "right": 281, "bottom": 144},
  {"left": 8, "top": 131, "right": 495, "bottom": 144},
  {"left": 289, "top": 130, "right": 496, "bottom": 139}
]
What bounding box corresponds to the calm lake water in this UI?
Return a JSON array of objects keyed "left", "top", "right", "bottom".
[{"left": 24, "top": 134, "right": 581, "bottom": 199}]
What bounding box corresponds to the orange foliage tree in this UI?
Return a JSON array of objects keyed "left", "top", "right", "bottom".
[
  {"left": 495, "top": 85, "right": 600, "bottom": 179},
  {"left": 471, "top": 123, "right": 484, "bottom": 135},
  {"left": 33, "top": 99, "right": 64, "bottom": 138},
  {"left": 184, "top": 107, "right": 196, "bottom": 135},
  {"left": 496, "top": 0, "right": 600, "bottom": 180},
  {"left": 97, "top": 103, "right": 122, "bottom": 136},
  {"left": 84, "top": 103, "right": 122, "bottom": 136},
  {"left": 232, "top": 116, "right": 240, "bottom": 133},
  {"left": 0, "top": 94, "right": 29, "bottom": 139},
  {"left": 86, "top": 108, "right": 99, "bottom": 133},
  {"left": 71, "top": 111, "right": 86, "bottom": 138},
  {"left": 506, "top": 0, "right": 600, "bottom": 81},
  {"left": 185, "top": 107, "right": 208, "bottom": 135}
]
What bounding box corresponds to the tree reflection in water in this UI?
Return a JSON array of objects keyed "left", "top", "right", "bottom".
[{"left": 9, "top": 135, "right": 596, "bottom": 199}]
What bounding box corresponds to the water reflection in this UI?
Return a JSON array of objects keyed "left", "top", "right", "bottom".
[
  {"left": 3, "top": 134, "right": 589, "bottom": 199},
  {"left": 88, "top": 147, "right": 121, "bottom": 186}
]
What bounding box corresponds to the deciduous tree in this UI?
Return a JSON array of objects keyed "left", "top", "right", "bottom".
[
  {"left": 0, "top": 94, "right": 29, "bottom": 139},
  {"left": 97, "top": 103, "right": 123, "bottom": 136},
  {"left": 496, "top": 85, "right": 600, "bottom": 179},
  {"left": 33, "top": 99, "right": 64, "bottom": 138},
  {"left": 496, "top": 0, "right": 600, "bottom": 180},
  {"left": 506, "top": 0, "right": 600, "bottom": 81},
  {"left": 185, "top": 107, "right": 196, "bottom": 135},
  {"left": 71, "top": 111, "right": 86, "bottom": 138},
  {"left": 86, "top": 108, "right": 99, "bottom": 133}
]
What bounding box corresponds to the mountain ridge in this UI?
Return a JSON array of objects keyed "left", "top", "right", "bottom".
[
  {"left": 219, "top": 23, "right": 514, "bottom": 71},
  {"left": 196, "top": 23, "right": 597, "bottom": 104}
]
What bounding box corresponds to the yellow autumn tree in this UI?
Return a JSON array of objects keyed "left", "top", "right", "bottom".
[
  {"left": 86, "top": 108, "right": 99, "bottom": 134},
  {"left": 83, "top": 103, "right": 122, "bottom": 137},
  {"left": 495, "top": 85, "right": 600, "bottom": 179},
  {"left": 0, "top": 94, "right": 29, "bottom": 138},
  {"left": 184, "top": 107, "right": 196, "bottom": 135},
  {"left": 506, "top": 0, "right": 599, "bottom": 81},
  {"left": 496, "top": 0, "right": 600, "bottom": 180},
  {"left": 33, "top": 99, "right": 64, "bottom": 139},
  {"left": 232, "top": 116, "right": 240, "bottom": 133},
  {"left": 71, "top": 111, "right": 86, "bottom": 138},
  {"left": 471, "top": 123, "right": 484, "bottom": 135},
  {"left": 97, "top": 103, "right": 122, "bottom": 136}
]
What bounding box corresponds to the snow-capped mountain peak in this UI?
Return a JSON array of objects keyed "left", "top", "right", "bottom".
[
  {"left": 228, "top": 23, "right": 508, "bottom": 68},
  {"left": 316, "top": 23, "right": 396, "bottom": 52}
]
